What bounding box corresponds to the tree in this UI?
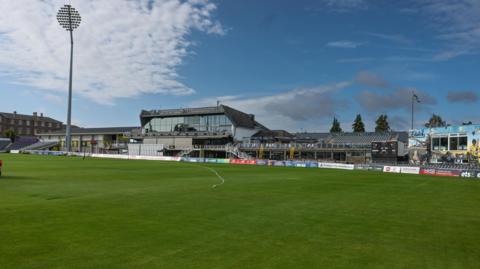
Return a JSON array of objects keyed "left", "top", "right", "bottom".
[
  {"left": 425, "top": 114, "right": 446, "bottom": 128},
  {"left": 3, "top": 129, "right": 16, "bottom": 142},
  {"left": 375, "top": 114, "right": 391, "bottom": 132},
  {"left": 329, "top": 117, "right": 342, "bottom": 133},
  {"left": 352, "top": 114, "right": 365, "bottom": 133}
]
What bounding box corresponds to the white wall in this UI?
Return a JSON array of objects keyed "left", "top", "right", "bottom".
[{"left": 234, "top": 127, "right": 260, "bottom": 142}]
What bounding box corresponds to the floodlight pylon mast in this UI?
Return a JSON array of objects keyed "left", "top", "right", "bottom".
[{"left": 57, "top": 4, "right": 81, "bottom": 153}]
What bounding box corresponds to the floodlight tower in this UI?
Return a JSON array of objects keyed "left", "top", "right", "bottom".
[{"left": 57, "top": 4, "right": 81, "bottom": 153}]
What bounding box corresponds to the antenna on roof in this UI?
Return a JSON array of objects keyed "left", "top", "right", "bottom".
[{"left": 216, "top": 100, "right": 220, "bottom": 107}]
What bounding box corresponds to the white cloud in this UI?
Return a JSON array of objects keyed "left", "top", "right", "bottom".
[
  {"left": 190, "top": 82, "right": 352, "bottom": 131},
  {"left": 326, "top": 40, "right": 364, "bottom": 49},
  {"left": 417, "top": 0, "right": 480, "bottom": 59},
  {"left": 0, "top": 0, "right": 223, "bottom": 104},
  {"left": 321, "top": 0, "right": 367, "bottom": 11},
  {"left": 362, "top": 32, "right": 414, "bottom": 45}
]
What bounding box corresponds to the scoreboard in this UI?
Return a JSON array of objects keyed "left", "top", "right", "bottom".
[{"left": 371, "top": 141, "right": 398, "bottom": 162}]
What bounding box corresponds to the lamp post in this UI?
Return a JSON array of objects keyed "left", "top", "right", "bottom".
[
  {"left": 56, "top": 4, "right": 81, "bottom": 153},
  {"left": 411, "top": 89, "right": 421, "bottom": 130}
]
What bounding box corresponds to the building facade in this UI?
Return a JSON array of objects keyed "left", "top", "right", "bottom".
[
  {"left": 129, "top": 105, "right": 267, "bottom": 157},
  {"left": 37, "top": 127, "right": 138, "bottom": 153},
  {"left": 409, "top": 124, "right": 480, "bottom": 165},
  {"left": 0, "top": 111, "right": 63, "bottom": 136},
  {"left": 240, "top": 132, "right": 408, "bottom": 163}
]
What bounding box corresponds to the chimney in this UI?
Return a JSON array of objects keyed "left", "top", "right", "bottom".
[
  {"left": 249, "top": 114, "right": 255, "bottom": 121},
  {"left": 40, "top": 113, "right": 43, "bottom": 118},
  {"left": 13, "top": 111, "right": 17, "bottom": 116},
  {"left": 33, "top": 112, "right": 37, "bottom": 117}
]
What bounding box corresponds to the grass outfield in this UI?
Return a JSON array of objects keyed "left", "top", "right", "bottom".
[{"left": 1, "top": 154, "right": 480, "bottom": 268}]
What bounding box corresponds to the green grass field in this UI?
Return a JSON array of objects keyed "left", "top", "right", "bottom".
[{"left": 1, "top": 154, "right": 480, "bottom": 269}]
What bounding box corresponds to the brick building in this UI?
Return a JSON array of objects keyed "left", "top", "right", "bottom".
[{"left": 0, "top": 111, "right": 63, "bottom": 136}]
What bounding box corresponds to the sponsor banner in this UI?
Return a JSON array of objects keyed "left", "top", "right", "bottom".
[
  {"left": 420, "top": 168, "right": 436, "bottom": 175},
  {"left": 355, "top": 165, "right": 385, "bottom": 171},
  {"left": 460, "top": 171, "right": 480, "bottom": 178},
  {"left": 180, "top": 157, "right": 203, "bottom": 163},
  {"left": 273, "top": 161, "right": 285, "bottom": 167},
  {"left": 256, "top": 160, "right": 269, "bottom": 166},
  {"left": 284, "top": 161, "right": 295, "bottom": 167},
  {"left": 91, "top": 153, "right": 129, "bottom": 160},
  {"left": 135, "top": 155, "right": 181, "bottom": 161},
  {"left": 305, "top": 162, "right": 319, "bottom": 168},
  {"left": 383, "top": 166, "right": 401, "bottom": 173},
  {"left": 230, "top": 159, "right": 256, "bottom": 165},
  {"left": 205, "top": 158, "right": 220, "bottom": 163},
  {"left": 371, "top": 166, "right": 384, "bottom": 172},
  {"left": 435, "top": 169, "right": 461, "bottom": 177},
  {"left": 420, "top": 168, "right": 461, "bottom": 177},
  {"left": 216, "top": 159, "right": 230, "bottom": 164},
  {"left": 355, "top": 165, "right": 370, "bottom": 171},
  {"left": 400, "top": 167, "right": 421, "bottom": 175},
  {"left": 318, "top": 162, "right": 355, "bottom": 170},
  {"left": 293, "top": 161, "right": 309, "bottom": 168}
]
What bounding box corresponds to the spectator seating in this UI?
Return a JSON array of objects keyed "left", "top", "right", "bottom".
[
  {"left": 5, "top": 136, "right": 39, "bottom": 151},
  {"left": 0, "top": 138, "right": 11, "bottom": 152}
]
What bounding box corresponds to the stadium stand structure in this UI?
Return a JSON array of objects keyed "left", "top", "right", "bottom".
[
  {"left": 20, "top": 141, "right": 59, "bottom": 151},
  {"left": 240, "top": 132, "right": 408, "bottom": 163},
  {"left": 0, "top": 138, "right": 11, "bottom": 152},
  {"left": 129, "top": 105, "right": 267, "bottom": 158},
  {"left": 5, "top": 136, "right": 39, "bottom": 151},
  {"left": 36, "top": 127, "right": 137, "bottom": 153}
]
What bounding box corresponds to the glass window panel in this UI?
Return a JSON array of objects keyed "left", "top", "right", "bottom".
[
  {"left": 459, "top": 136, "right": 468, "bottom": 150},
  {"left": 449, "top": 137, "right": 458, "bottom": 150},
  {"left": 432, "top": 138, "right": 440, "bottom": 150},
  {"left": 440, "top": 137, "right": 448, "bottom": 151}
]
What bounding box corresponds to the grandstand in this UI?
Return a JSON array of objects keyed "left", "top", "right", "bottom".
[
  {"left": 4, "top": 136, "right": 39, "bottom": 151},
  {"left": 36, "top": 127, "right": 137, "bottom": 153},
  {"left": 0, "top": 138, "right": 11, "bottom": 152},
  {"left": 129, "top": 105, "right": 267, "bottom": 158},
  {"left": 239, "top": 132, "right": 408, "bottom": 163}
]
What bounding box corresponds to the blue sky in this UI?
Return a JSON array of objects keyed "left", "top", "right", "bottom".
[{"left": 0, "top": 0, "right": 479, "bottom": 131}]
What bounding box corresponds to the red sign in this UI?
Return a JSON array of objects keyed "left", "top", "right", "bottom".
[
  {"left": 420, "top": 168, "right": 460, "bottom": 177},
  {"left": 420, "top": 168, "right": 436, "bottom": 175},
  {"left": 230, "top": 159, "right": 256, "bottom": 165},
  {"left": 435, "top": 169, "right": 460, "bottom": 177}
]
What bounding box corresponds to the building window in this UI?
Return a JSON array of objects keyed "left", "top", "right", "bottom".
[
  {"left": 450, "top": 137, "right": 458, "bottom": 150},
  {"left": 459, "top": 136, "right": 468, "bottom": 150}
]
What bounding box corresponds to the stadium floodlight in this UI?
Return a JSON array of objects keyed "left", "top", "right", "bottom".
[
  {"left": 56, "top": 4, "right": 81, "bottom": 153},
  {"left": 411, "top": 89, "right": 421, "bottom": 130}
]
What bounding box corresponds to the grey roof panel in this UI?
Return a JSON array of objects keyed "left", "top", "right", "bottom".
[{"left": 37, "top": 126, "right": 139, "bottom": 135}]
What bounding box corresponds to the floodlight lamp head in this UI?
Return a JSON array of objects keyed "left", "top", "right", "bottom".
[{"left": 57, "top": 5, "right": 81, "bottom": 31}]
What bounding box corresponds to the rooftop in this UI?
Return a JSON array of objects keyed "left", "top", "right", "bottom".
[
  {"left": 0, "top": 112, "right": 62, "bottom": 123},
  {"left": 37, "top": 127, "right": 139, "bottom": 135},
  {"left": 141, "top": 105, "right": 267, "bottom": 129}
]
